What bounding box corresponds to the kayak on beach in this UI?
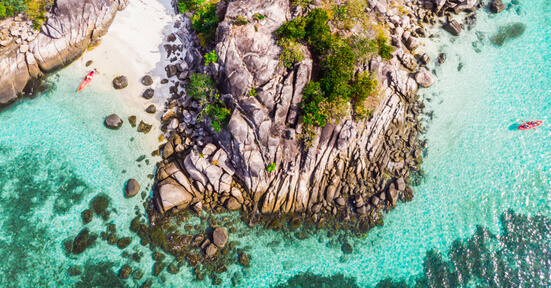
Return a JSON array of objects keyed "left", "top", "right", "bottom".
[
  {"left": 518, "top": 120, "right": 543, "bottom": 130},
  {"left": 77, "top": 69, "right": 99, "bottom": 92}
]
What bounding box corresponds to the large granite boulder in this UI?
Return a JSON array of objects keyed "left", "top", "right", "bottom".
[
  {"left": 444, "top": 20, "right": 462, "bottom": 36},
  {"left": 155, "top": 181, "right": 194, "bottom": 214},
  {"left": 415, "top": 69, "right": 435, "bottom": 88},
  {"left": 490, "top": 0, "right": 506, "bottom": 13}
]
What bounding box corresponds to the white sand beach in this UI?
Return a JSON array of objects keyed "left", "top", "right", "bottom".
[{"left": 71, "top": 0, "right": 181, "bottom": 144}]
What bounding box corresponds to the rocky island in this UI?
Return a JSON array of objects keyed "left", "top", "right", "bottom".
[
  {"left": 1, "top": 0, "right": 532, "bottom": 286},
  {"left": 151, "top": 0, "right": 461, "bottom": 231}
]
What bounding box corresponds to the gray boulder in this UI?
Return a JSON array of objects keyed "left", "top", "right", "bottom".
[
  {"left": 146, "top": 104, "right": 156, "bottom": 114},
  {"left": 444, "top": 20, "right": 462, "bottom": 36},
  {"left": 141, "top": 75, "right": 153, "bottom": 86},
  {"left": 156, "top": 183, "right": 194, "bottom": 214},
  {"left": 405, "top": 37, "right": 419, "bottom": 51},
  {"left": 125, "top": 179, "right": 140, "bottom": 198},
  {"left": 490, "top": 0, "right": 506, "bottom": 13},
  {"left": 212, "top": 227, "right": 228, "bottom": 248},
  {"left": 415, "top": 69, "right": 435, "bottom": 88},
  {"left": 104, "top": 114, "right": 123, "bottom": 129},
  {"left": 142, "top": 88, "right": 154, "bottom": 99},
  {"left": 113, "top": 76, "right": 128, "bottom": 89},
  {"left": 225, "top": 197, "right": 241, "bottom": 211}
]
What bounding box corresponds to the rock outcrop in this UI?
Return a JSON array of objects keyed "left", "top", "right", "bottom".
[
  {"left": 0, "top": 0, "right": 129, "bottom": 106},
  {"left": 151, "top": 0, "right": 479, "bottom": 231}
]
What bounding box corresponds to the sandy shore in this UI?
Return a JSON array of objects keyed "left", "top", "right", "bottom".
[{"left": 72, "top": 0, "right": 180, "bottom": 137}]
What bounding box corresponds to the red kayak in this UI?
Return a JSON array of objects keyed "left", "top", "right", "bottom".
[
  {"left": 518, "top": 120, "right": 543, "bottom": 130},
  {"left": 77, "top": 71, "right": 95, "bottom": 92}
]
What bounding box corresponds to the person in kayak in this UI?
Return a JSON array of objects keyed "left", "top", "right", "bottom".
[{"left": 85, "top": 68, "right": 100, "bottom": 81}]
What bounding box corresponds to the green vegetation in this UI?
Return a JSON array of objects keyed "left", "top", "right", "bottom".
[
  {"left": 301, "top": 82, "right": 326, "bottom": 127},
  {"left": 266, "top": 162, "right": 276, "bottom": 173},
  {"left": 200, "top": 93, "right": 231, "bottom": 133},
  {"left": 377, "top": 36, "right": 393, "bottom": 60},
  {"left": 233, "top": 15, "right": 248, "bottom": 26},
  {"left": 178, "top": 0, "right": 220, "bottom": 47},
  {"left": 252, "top": 13, "right": 265, "bottom": 21},
  {"left": 277, "top": 38, "right": 305, "bottom": 68},
  {"left": 0, "top": 0, "right": 53, "bottom": 29},
  {"left": 187, "top": 73, "right": 216, "bottom": 100},
  {"left": 290, "top": 0, "right": 311, "bottom": 8},
  {"left": 276, "top": 8, "right": 387, "bottom": 147},
  {"left": 248, "top": 88, "right": 257, "bottom": 97},
  {"left": 204, "top": 50, "right": 217, "bottom": 65},
  {"left": 351, "top": 71, "right": 379, "bottom": 120},
  {"left": 177, "top": 0, "right": 204, "bottom": 13},
  {"left": 186, "top": 73, "right": 231, "bottom": 133}
]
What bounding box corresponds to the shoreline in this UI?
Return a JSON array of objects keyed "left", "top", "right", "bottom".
[{"left": 74, "top": 0, "right": 177, "bottom": 138}]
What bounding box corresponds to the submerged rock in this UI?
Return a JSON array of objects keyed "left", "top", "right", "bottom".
[
  {"left": 490, "top": 23, "right": 526, "bottom": 46},
  {"left": 117, "top": 237, "right": 132, "bottom": 249},
  {"left": 90, "top": 194, "right": 110, "bottom": 215},
  {"left": 128, "top": 115, "right": 137, "bottom": 127},
  {"left": 132, "top": 268, "right": 144, "bottom": 280},
  {"left": 113, "top": 76, "right": 128, "bottom": 89},
  {"left": 104, "top": 114, "right": 123, "bottom": 129},
  {"left": 119, "top": 264, "right": 132, "bottom": 279},
  {"left": 68, "top": 265, "right": 82, "bottom": 276},
  {"left": 72, "top": 228, "right": 95, "bottom": 254},
  {"left": 125, "top": 179, "right": 140, "bottom": 198},
  {"left": 238, "top": 253, "right": 251, "bottom": 268},
  {"left": 81, "top": 209, "right": 93, "bottom": 224},
  {"left": 342, "top": 242, "right": 353, "bottom": 254}
]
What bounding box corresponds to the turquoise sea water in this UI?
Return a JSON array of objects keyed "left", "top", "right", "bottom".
[{"left": 1, "top": 0, "right": 550, "bottom": 287}]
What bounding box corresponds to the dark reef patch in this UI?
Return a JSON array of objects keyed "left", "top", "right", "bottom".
[
  {"left": 74, "top": 260, "right": 125, "bottom": 288},
  {"left": 374, "top": 210, "right": 551, "bottom": 287},
  {"left": 273, "top": 210, "right": 551, "bottom": 288},
  {"left": 0, "top": 145, "right": 94, "bottom": 284},
  {"left": 273, "top": 272, "right": 360, "bottom": 288},
  {"left": 490, "top": 22, "right": 526, "bottom": 46}
]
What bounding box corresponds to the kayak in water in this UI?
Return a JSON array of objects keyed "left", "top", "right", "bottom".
[
  {"left": 77, "top": 69, "right": 99, "bottom": 92},
  {"left": 518, "top": 120, "right": 543, "bottom": 130}
]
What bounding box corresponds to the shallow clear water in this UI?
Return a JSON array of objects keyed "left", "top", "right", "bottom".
[{"left": 1, "top": 0, "right": 550, "bottom": 287}]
